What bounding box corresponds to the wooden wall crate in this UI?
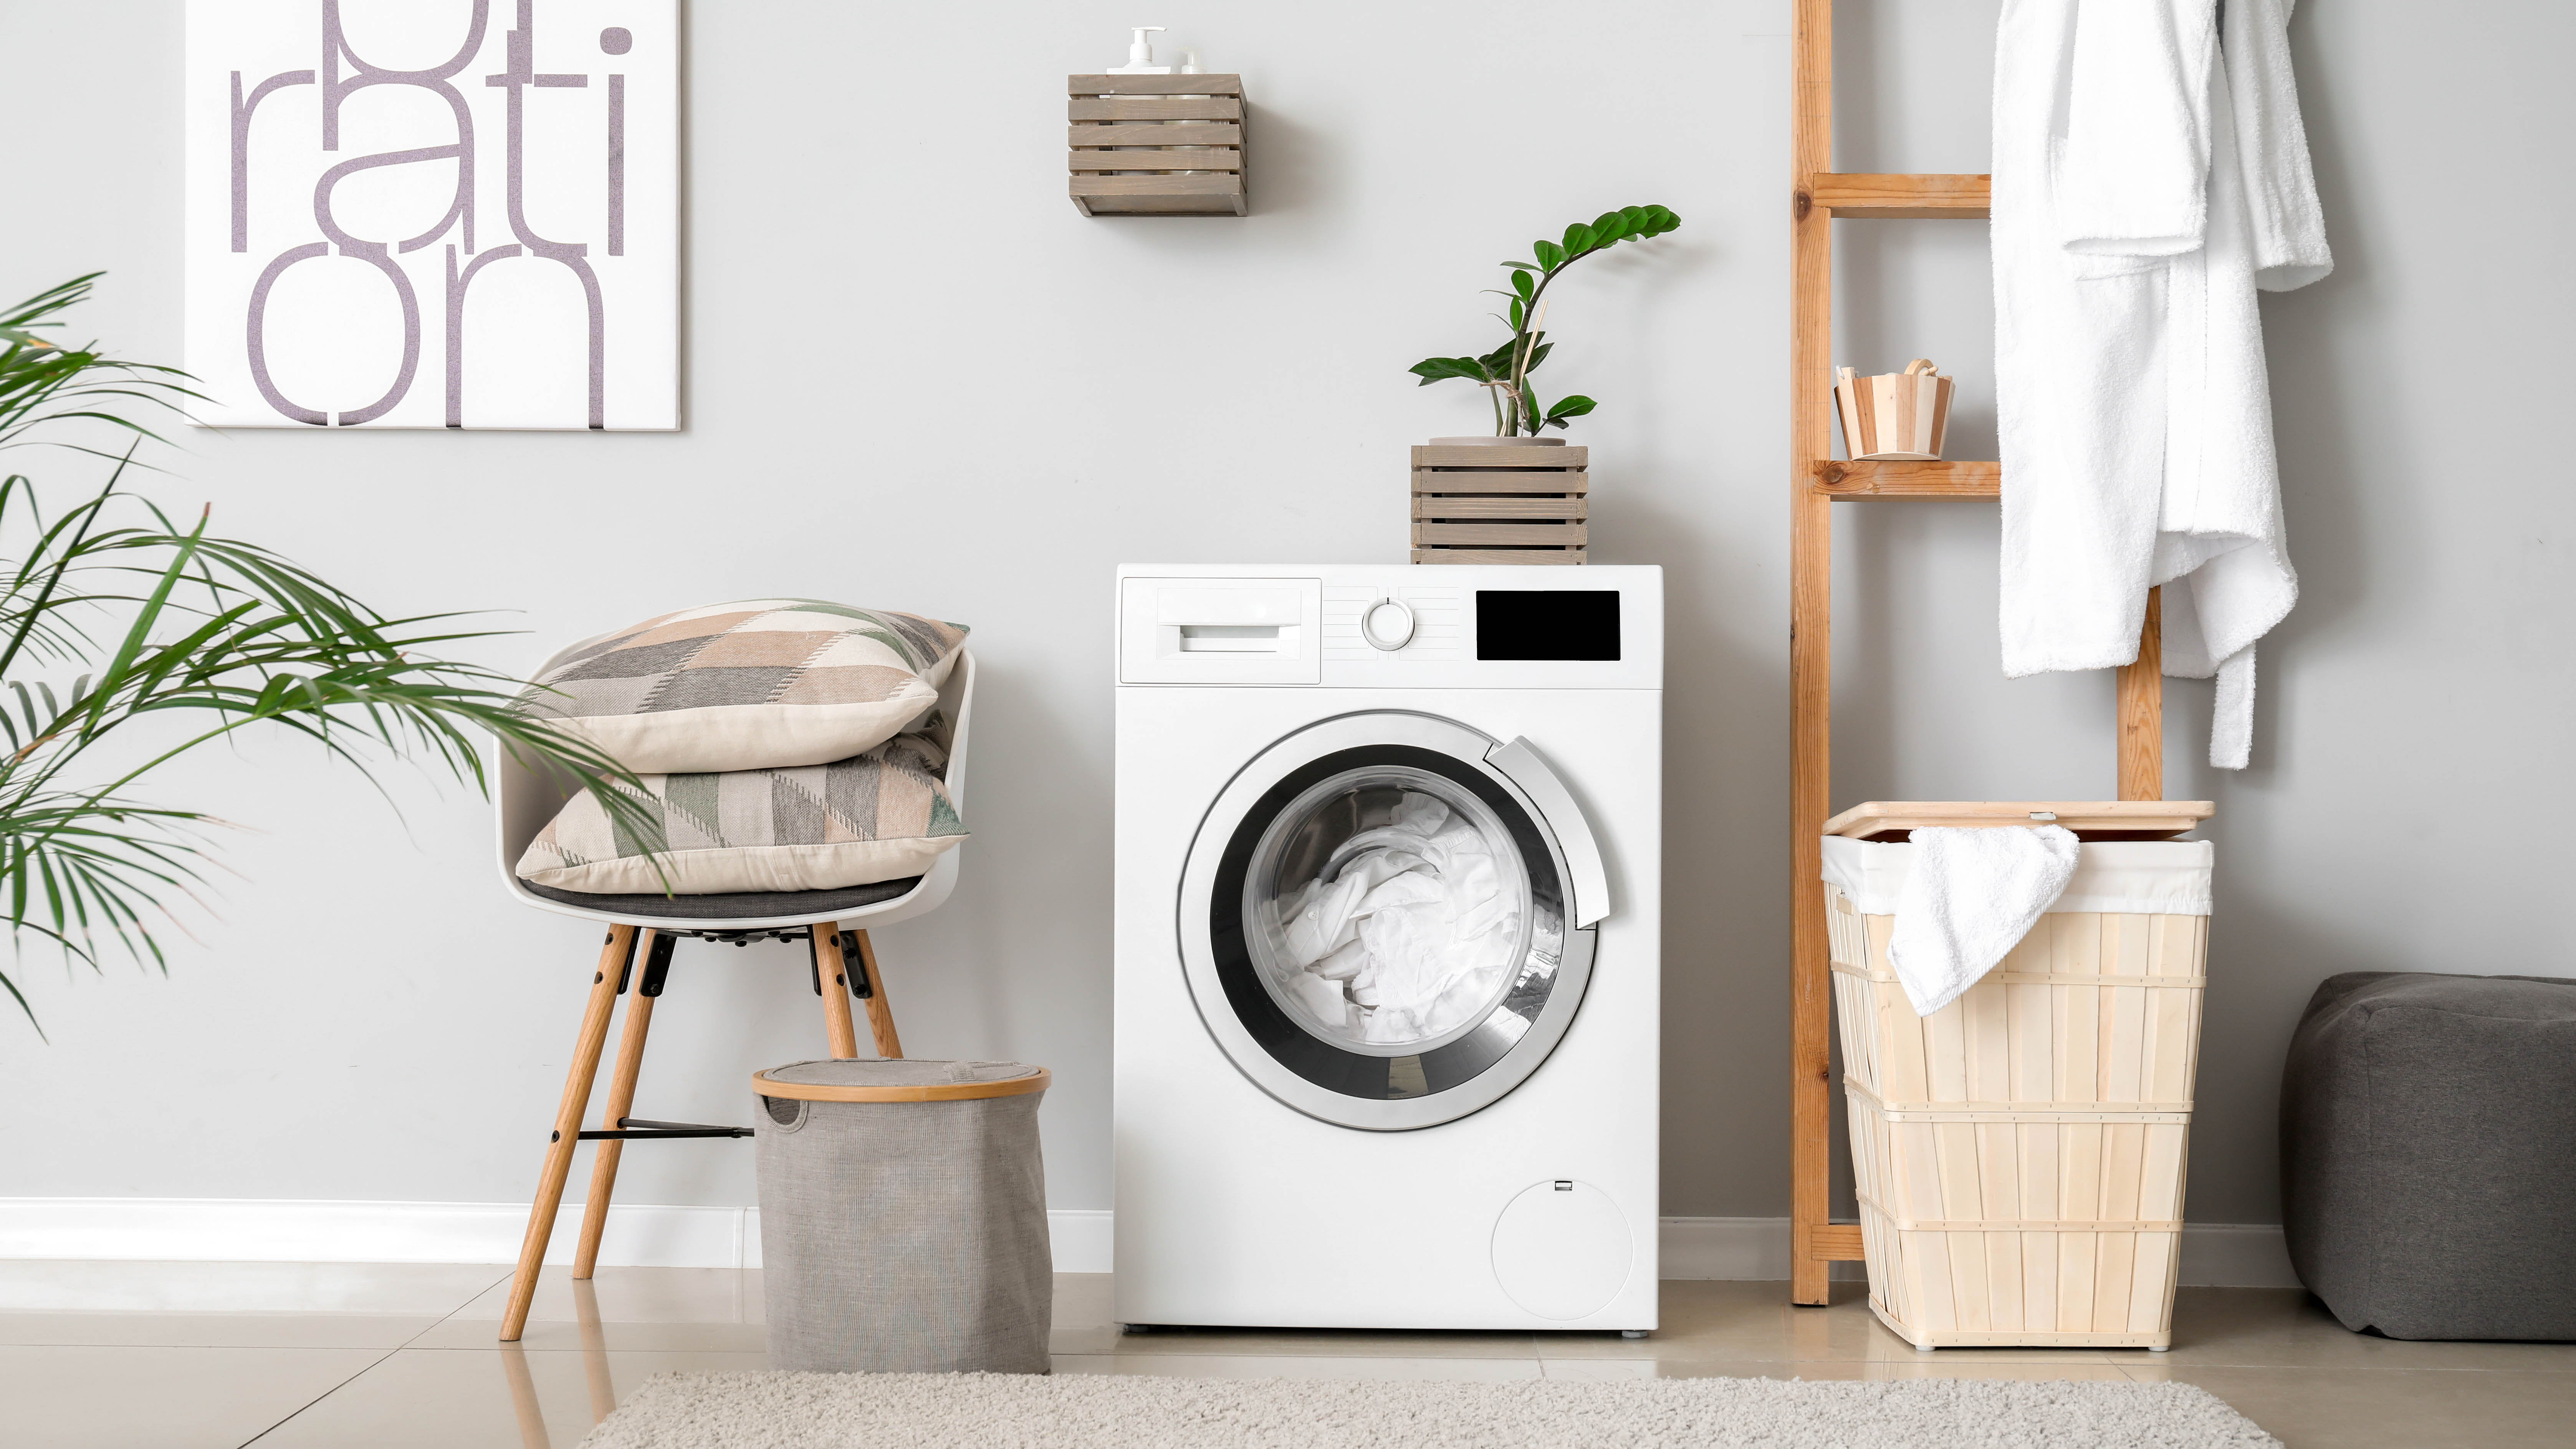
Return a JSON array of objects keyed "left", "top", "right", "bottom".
[
  {"left": 1410, "top": 443, "right": 1588, "bottom": 565},
  {"left": 1825, "top": 882, "right": 2209, "bottom": 1350},
  {"left": 1069, "top": 74, "right": 1246, "bottom": 217}
]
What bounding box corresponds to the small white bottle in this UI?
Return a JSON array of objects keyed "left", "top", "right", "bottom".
[
  {"left": 1104, "top": 27, "right": 1180, "bottom": 174},
  {"left": 1107, "top": 26, "right": 1172, "bottom": 74}
]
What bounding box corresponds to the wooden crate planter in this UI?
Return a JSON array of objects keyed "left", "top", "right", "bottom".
[
  {"left": 1068, "top": 74, "right": 1246, "bottom": 217},
  {"left": 1410, "top": 443, "right": 1588, "bottom": 565},
  {"left": 1825, "top": 880, "right": 2209, "bottom": 1350}
]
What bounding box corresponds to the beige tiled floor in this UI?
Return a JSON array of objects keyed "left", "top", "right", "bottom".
[{"left": 2, "top": 1262, "right": 2571, "bottom": 1447}]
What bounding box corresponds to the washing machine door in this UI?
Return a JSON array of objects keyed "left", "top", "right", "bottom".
[{"left": 1177, "top": 710, "right": 1610, "bottom": 1131}]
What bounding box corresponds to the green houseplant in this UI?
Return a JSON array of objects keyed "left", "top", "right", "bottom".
[
  {"left": 0, "top": 275, "right": 652, "bottom": 1031},
  {"left": 1408, "top": 204, "right": 1681, "bottom": 437}
]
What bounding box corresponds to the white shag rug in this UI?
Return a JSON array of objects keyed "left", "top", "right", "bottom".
[{"left": 577, "top": 1371, "right": 2280, "bottom": 1449}]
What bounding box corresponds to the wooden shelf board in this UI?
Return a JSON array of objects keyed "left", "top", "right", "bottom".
[
  {"left": 1813, "top": 459, "right": 2000, "bottom": 498},
  {"left": 1807, "top": 172, "right": 1990, "bottom": 218},
  {"left": 1823, "top": 800, "right": 2215, "bottom": 843}
]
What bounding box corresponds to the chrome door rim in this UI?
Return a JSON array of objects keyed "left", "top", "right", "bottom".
[{"left": 1177, "top": 711, "right": 1599, "bottom": 1131}]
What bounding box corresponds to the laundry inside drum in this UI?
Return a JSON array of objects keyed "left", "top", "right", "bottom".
[{"left": 1245, "top": 766, "right": 1533, "bottom": 1054}]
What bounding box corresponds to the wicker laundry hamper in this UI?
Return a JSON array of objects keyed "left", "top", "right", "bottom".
[
  {"left": 1822, "top": 833, "right": 2214, "bottom": 1350},
  {"left": 754, "top": 1057, "right": 1053, "bottom": 1373}
]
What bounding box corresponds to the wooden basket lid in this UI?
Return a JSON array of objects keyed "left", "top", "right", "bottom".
[
  {"left": 752, "top": 1059, "right": 1050, "bottom": 1104},
  {"left": 1824, "top": 800, "right": 2212, "bottom": 842}
]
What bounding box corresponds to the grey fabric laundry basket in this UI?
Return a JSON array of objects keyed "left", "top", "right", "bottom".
[{"left": 754, "top": 1057, "right": 1052, "bottom": 1373}]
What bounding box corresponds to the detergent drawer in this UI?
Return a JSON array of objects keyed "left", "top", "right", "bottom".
[{"left": 1119, "top": 576, "right": 1322, "bottom": 686}]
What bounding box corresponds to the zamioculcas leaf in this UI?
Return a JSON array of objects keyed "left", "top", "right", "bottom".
[
  {"left": 1547, "top": 395, "right": 1598, "bottom": 420},
  {"left": 1511, "top": 270, "right": 1534, "bottom": 301},
  {"left": 1563, "top": 223, "right": 1595, "bottom": 255},
  {"left": 1509, "top": 297, "right": 1524, "bottom": 331},
  {"left": 1593, "top": 211, "right": 1628, "bottom": 242},
  {"left": 1501, "top": 260, "right": 1539, "bottom": 271},
  {"left": 1410, "top": 357, "right": 1491, "bottom": 384},
  {"left": 1533, "top": 239, "right": 1566, "bottom": 270},
  {"left": 1521, "top": 341, "right": 1553, "bottom": 374}
]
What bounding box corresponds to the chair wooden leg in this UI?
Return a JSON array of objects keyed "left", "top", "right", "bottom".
[
  {"left": 574, "top": 930, "right": 661, "bottom": 1279},
  {"left": 813, "top": 926, "right": 861, "bottom": 1059},
  {"left": 851, "top": 928, "right": 903, "bottom": 1059},
  {"left": 501, "top": 924, "right": 637, "bottom": 1342}
]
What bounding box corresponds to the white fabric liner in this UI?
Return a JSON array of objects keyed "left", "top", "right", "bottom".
[
  {"left": 1822, "top": 834, "right": 2213, "bottom": 917},
  {"left": 1268, "top": 791, "right": 1524, "bottom": 1047}
]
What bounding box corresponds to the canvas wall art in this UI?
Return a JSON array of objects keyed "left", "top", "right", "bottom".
[{"left": 184, "top": 0, "right": 678, "bottom": 430}]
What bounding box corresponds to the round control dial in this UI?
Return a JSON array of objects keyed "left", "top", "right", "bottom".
[{"left": 1359, "top": 597, "right": 1417, "bottom": 652}]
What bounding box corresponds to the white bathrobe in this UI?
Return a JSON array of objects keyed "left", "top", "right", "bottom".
[{"left": 1993, "top": 0, "right": 2332, "bottom": 767}]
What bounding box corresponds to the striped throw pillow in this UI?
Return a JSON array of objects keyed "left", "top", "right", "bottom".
[
  {"left": 515, "top": 600, "right": 968, "bottom": 774},
  {"left": 515, "top": 732, "right": 968, "bottom": 895}
]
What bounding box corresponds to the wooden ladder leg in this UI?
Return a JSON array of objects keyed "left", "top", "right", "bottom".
[
  {"left": 2117, "top": 586, "right": 2165, "bottom": 801},
  {"left": 850, "top": 928, "right": 903, "bottom": 1059},
  {"left": 813, "top": 925, "right": 862, "bottom": 1059},
  {"left": 574, "top": 929, "right": 664, "bottom": 1279},
  {"left": 501, "top": 924, "right": 637, "bottom": 1342},
  {"left": 1787, "top": 0, "right": 1838, "bottom": 1310}
]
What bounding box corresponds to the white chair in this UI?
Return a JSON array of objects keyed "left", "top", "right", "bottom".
[{"left": 490, "top": 645, "right": 976, "bottom": 1341}]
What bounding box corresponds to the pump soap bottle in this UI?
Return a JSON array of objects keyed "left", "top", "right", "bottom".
[{"left": 1107, "top": 26, "right": 1172, "bottom": 75}]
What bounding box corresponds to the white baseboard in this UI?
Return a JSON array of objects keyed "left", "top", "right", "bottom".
[
  {"left": 0, "top": 1198, "right": 1120, "bottom": 1275},
  {"left": 0, "top": 1201, "right": 2295, "bottom": 1288}
]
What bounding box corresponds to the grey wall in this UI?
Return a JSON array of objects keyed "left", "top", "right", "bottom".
[{"left": 1, "top": 0, "right": 2566, "bottom": 1236}]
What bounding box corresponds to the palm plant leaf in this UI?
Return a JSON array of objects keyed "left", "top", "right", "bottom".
[{"left": 0, "top": 276, "right": 667, "bottom": 1034}]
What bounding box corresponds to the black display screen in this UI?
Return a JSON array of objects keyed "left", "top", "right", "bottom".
[{"left": 1476, "top": 590, "right": 1621, "bottom": 661}]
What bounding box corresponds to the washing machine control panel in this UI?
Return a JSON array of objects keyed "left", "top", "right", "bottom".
[{"left": 1118, "top": 566, "right": 1661, "bottom": 690}]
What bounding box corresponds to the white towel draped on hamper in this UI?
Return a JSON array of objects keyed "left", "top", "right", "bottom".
[
  {"left": 1992, "top": 0, "right": 2331, "bottom": 767},
  {"left": 1886, "top": 826, "right": 2080, "bottom": 1017}
]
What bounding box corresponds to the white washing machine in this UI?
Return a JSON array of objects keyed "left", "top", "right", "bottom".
[{"left": 1113, "top": 564, "right": 1661, "bottom": 1333}]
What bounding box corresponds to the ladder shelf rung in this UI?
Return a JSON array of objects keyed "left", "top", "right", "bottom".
[
  {"left": 1811, "top": 459, "right": 2000, "bottom": 498},
  {"left": 1803, "top": 173, "right": 1990, "bottom": 219}
]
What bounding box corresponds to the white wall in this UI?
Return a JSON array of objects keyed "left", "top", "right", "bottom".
[{"left": 1, "top": 0, "right": 2568, "bottom": 1242}]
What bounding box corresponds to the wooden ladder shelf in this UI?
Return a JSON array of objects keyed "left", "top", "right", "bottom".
[{"left": 1785, "top": 2, "right": 2194, "bottom": 1305}]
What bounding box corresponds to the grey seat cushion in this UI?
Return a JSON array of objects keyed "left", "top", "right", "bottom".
[
  {"left": 2280, "top": 972, "right": 2576, "bottom": 1340},
  {"left": 522, "top": 876, "right": 920, "bottom": 921}
]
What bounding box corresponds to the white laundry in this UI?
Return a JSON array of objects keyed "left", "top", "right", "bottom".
[
  {"left": 1888, "top": 826, "right": 2081, "bottom": 1017},
  {"left": 1992, "top": 0, "right": 2330, "bottom": 768},
  {"left": 1271, "top": 792, "right": 1523, "bottom": 1044}
]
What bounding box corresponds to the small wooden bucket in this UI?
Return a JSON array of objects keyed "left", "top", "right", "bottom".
[{"left": 1835, "top": 360, "right": 1954, "bottom": 461}]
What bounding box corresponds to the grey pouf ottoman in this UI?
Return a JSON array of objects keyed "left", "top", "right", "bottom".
[
  {"left": 754, "top": 1057, "right": 1053, "bottom": 1372},
  {"left": 2280, "top": 973, "right": 2576, "bottom": 1340}
]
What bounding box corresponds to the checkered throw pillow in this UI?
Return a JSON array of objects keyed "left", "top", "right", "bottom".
[
  {"left": 515, "top": 600, "right": 968, "bottom": 774},
  {"left": 515, "top": 731, "right": 968, "bottom": 895}
]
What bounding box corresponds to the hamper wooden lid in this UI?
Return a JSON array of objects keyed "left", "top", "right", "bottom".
[
  {"left": 753, "top": 1058, "right": 1050, "bottom": 1104},
  {"left": 1823, "top": 800, "right": 2212, "bottom": 842}
]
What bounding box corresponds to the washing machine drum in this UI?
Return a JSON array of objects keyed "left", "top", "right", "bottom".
[{"left": 1178, "top": 711, "right": 1603, "bottom": 1131}]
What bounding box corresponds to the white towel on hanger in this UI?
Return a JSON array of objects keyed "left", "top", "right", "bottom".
[
  {"left": 1992, "top": 0, "right": 2331, "bottom": 768},
  {"left": 1888, "top": 826, "right": 2081, "bottom": 1017}
]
